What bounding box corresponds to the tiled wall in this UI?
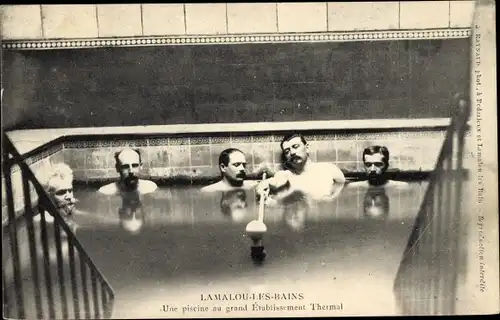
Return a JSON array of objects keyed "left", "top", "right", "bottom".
[
  {"left": 62, "top": 130, "right": 449, "bottom": 181},
  {"left": 3, "top": 126, "right": 475, "bottom": 224},
  {"left": 3, "top": 39, "right": 470, "bottom": 130},
  {"left": 1, "top": 2, "right": 476, "bottom": 40}
]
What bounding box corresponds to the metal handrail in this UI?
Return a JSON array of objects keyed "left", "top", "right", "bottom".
[
  {"left": 393, "top": 95, "right": 470, "bottom": 315},
  {"left": 2, "top": 132, "right": 115, "bottom": 319}
]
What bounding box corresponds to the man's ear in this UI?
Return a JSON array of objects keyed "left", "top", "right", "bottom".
[
  {"left": 220, "top": 163, "right": 227, "bottom": 173},
  {"left": 115, "top": 152, "right": 121, "bottom": 172}
]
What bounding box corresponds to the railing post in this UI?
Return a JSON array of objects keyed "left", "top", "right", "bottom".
[
  {"left": 80, "top": 254, "right": 91, "bottom": 318},
  {"left": 3, "top": 157, "right": 25, "bottom": 319},
  {"left": 38, "top": 202, "right": 56, "bottom": 319},
  {"left": 68, "top": 243, "right": 81, "bottom": 319},
  {"left": 21, "top": 166, "right": 44, "bottom": 319},
  {"left": 3, "top": 133, "right": 116, "bottom": 319},
  {"left": 54, "top": 222, "right": 69, "bottom": 319}
]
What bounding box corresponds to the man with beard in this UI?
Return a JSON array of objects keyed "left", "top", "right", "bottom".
[
  {"left": 256, "top": 133, "right": 345, "bottom": 199},
  {"left": 347, "top": 146, "right": 409, "bottom": 188},
  {"left": 99, "top": 148, "right": 157, "bottom": 195},
  {"left": 35, "top": 163, "right": 78, "bottom": 223},
  {"left": 201, "top": 148, "right": 257, "bottom": 192}
]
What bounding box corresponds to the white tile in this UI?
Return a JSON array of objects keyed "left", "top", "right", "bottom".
[
  {"left": 278, "top": 3, "right": 327, "bottom": 33},
  {"left": 142, "top": 4, "right": 185, "bottom": 36},
  {"left": 97, "top": 4, "right": 142, "bottom": 37},
  {"left": 227, "top": 3, "right": 277, "bottom": 34},
  {"left": 400, "top": 1, "right": 450, "bottom": 29},
  {"left": 450, "top": 1, "right": 476, "bottom": 27},
  {"left": 0, "top": 5, "right": 42, "bottom": 39},
  {"left": 327, "top": 2, "right": 399, "bottom": 31},
  {"left": 185, "top": 3, "right": 226, "bottom": 35},
  {"left": 41, "top": 5, "right": 98, "bottom": 39}
]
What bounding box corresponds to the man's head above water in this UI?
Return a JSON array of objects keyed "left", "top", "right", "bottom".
[
  {"left": 114, "top": 148, "right": 142, "bottom": 190},
  {"left": 280, "top": 133, "right": 309, "bottom": 172},
  {"left": 362, "top": 146, "right": 390, "bottom": 178},
  {"left": 43, "top": 163, "right": 76, "bottom": 216},
  {"left": 218, "top": 148, "right": 247, "bottom": 187}
]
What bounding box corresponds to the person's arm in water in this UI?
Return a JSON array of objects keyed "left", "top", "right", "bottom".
[{"left": 256, "top": 170, "right": 290, "bottom": 195}]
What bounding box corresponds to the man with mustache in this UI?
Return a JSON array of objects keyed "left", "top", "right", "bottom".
[
  {"left": 98, "top": 148, "right": 157, "bottom": 195},
  {"left": 201, "top": 148, "right": 257, "bottom": 192},
  {"left": 347, "top": 145, "right": 409, "bottom": 188},
  {"left": 35, "top": 163, "right": 78, "bottom": 223},
  {"left": 256, "top": 133, "right": 345, "bottom": 199}
]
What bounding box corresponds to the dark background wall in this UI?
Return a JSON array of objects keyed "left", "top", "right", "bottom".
[{"left": 2, "top": 39, "right": 470, "bottom": 130}]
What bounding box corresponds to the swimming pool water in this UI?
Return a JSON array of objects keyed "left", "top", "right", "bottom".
[{"left": 66, "top": 181, "right": 427, "bottom": 317}]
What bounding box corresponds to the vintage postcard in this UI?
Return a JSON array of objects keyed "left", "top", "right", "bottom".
[{"left": 1, "top": 1, "right": 498, "bottom": 319}]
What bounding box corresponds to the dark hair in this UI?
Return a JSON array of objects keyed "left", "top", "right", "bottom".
[
  {"left": 114, "top": 148, "right": 142, "bottom": 169},
  {"left": 280, "top": 133, "right": 307, "bottom": 151},
  {"left": 362, "top": 145, "right": 390, "bottom": 169},
  {"left": 218, "top": 148, "right": 244, "bottom": 167}
]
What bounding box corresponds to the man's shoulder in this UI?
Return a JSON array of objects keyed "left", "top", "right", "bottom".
[
  {"left": 98, "top": 182, "right": 119, "bottom": 195},
  {"left": 387, "top": 180, "right": 410, "bottom": 188},
  {"left": 201, "top": 180, "right": 256, "bottom": 192},
  {"left": 314, "top": 162, "right": 341, "bottom": 170},
  {"left": 243, "top": 180, "right": 258, "bottom": 189},
  {"left": 313, "top": 162, "right": 346, "bottom": 182},
  {"left": 139, "top": 179, "right": 158, "bottom": 194},
  {"left": 201, "top": 181, "right": 223, "bottom": 193},
  {"left": 274, "top": 169, "right": 293, "bottom": 178}
]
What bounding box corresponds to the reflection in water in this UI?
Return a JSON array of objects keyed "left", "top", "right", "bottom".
[
  {"left": 3, "top": 208, "right": 114, "bottom": 319},
  {"left": 281, "top": 191, "right": 310, "bottom": 232},
  {"left": 219, "top": 189, "right": 248, "bottom": 222},
  {"left": 118, "top": 192, "right": 144, "bottom": 234},
  {"left": 393, "top": 177, "right": 467, "bottom": 315},
  {"left": 363, "top": 188, "right": 390, "bottom": 220}
]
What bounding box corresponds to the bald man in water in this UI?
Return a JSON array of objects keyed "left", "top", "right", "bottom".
[{"left": 99, "top": 148, "right": 157, "bottom": 195}]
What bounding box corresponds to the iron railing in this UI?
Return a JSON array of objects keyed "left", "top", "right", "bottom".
[
  {"left": 393, "top": 95, "right": 471, "bottom": 315},
  {"left": 2, "top": 134, "right": 115, "bottom": 319}
]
